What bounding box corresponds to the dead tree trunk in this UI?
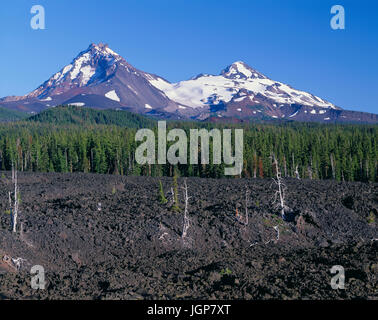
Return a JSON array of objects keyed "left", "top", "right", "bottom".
[
  {"left": 253, "top": 152, "right": 257, "bottom": 179},
  {"left": 11, "top": 167, "right": 19, "bottom": 233},
  {"left": 295, "top": 165, "right": 300, "bottom": 180},
  {"left": 11, "top": 163, "right": 15, "bottom": 183},
  {"left": 273, "top": 154, "right": 286, "bottom": 220},
  {"left": 273, "top": 225, "right": 280, "bottom": 241},
  {"left": 181, "top": 179, "right": 191, "bottom": 243},
  {"left": 8, "top": 191, "right": 12, "bottom": 228},
  {"left": 244, "top": 187, "right": 250, "bottom": 226}
]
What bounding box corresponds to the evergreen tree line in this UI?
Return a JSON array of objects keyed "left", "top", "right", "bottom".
[
  {"left": 26, "top": 105, "right": 155, "bottom": 128},
  {"left": 0, "top": 121, "right": 376, "bottom": 182}
]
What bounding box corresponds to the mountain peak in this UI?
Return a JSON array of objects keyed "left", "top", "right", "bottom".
[
  {"left": 83, "top": 43, "right": 120, "bottom": 58},
  {"left": 23, "top": 43, "right": 126, "bottom": 100},
  {"left": 221, "top": 61, "right": 267, "bottom": 80},
  {"left": 89, "top": 42, "right": 108, "bottom": 49}
]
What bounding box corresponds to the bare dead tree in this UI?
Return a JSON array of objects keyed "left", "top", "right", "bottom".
[
  {"left": 273, "top": 225, "right": 280, "bottom": 241},
  {"left": 8, "top": 191, "right": 11, "bottom": 211},
  {"left": 272, "top": 154, "right": 287, "bottom": 220},
  {"left": 8, "top": 164, "right": 20, "bottom": 233},
  {"left": 11, "top": 162, "right": 15, "bottom": 183},
  {"left": 253, "top": 151, "right": 257, "bottom": 178},
  {"left": 244, "top": 187, "right": 250, "bottom": 226},
  {"left": 295, "top": 165, "right": 300, "bottom": 180},
  {"left": 8, "top": 191, "right": 13, "bottom": 229},
  {"left": 181, "top": 179, "right": 191, "bottom": 244},
  {"left": 12, "top": 167, "right": 19, "bottom": 233}
]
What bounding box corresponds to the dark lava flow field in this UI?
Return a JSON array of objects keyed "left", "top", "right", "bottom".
[{"left": 0, "top": 172, "right": 377, "bottom": 299}]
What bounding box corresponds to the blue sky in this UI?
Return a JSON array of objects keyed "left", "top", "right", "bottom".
[{"left": 0, "top": 0, "right": 377, "bottom": 113}]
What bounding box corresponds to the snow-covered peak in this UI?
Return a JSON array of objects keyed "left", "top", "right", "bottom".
[
  {"left": 221, "top": 61, "right": 267, "bottom": 80},
  {"left": 26, "top": 43, "right": 127, "bottom": 99},
  {"left": 50, "top": 44, "right": 120, "bottom": 85},
  {"left": 85, "top": 43, "right": 121, "bottom": 59},
  {"left": 149, "top": 61, "right": 337, "bottom": 110}
]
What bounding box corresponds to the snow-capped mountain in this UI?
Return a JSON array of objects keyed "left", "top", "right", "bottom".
[
  {"left": 147, "top": 61, "right": 376, "bottom": 123},
  {"left": 0, "top": 43, "right": 182, "bottom": 117},
  {"left": 149, "top": 61, "right": 337, "bottom": 110},
  {"left": 0, "top": 44, "right": 376, "bottom": 123}
]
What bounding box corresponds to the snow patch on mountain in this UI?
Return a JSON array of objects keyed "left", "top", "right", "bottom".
[
  {"left": 289, "top": 110, "right": 299, "bottom": 118},
  {"left": 70, "top": 102, "right": 85, "bottom": 107},
  {"left": 70, "top": 53, "right": 92, "bottom": 80},
  {"left": 40, "top": 97, "right": 52, "bottom": 101},
  {"left": 127, "top": 85, "right": 138, "bottom": 95},
  {"left": 149, "top": 75, "right": 235, "bottom": 108},
  {"left": 80, "top": 65, "right": 96, "bottom": 85},
  {"left": 105, "top": 90, "right": 120, "bottom": 102}
]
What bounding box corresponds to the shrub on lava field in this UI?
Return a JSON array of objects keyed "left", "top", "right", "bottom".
[
  {"left": 220, "top": 268, "right": 232, "bottom": 276},
  {"left": 367, "top": 211, "right": 375, "bottom": 224}
]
